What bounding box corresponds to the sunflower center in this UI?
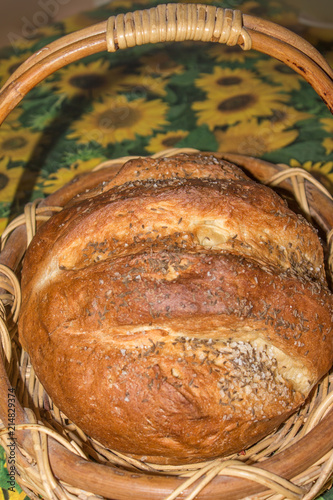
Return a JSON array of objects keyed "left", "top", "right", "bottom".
[
  {"left": 159, "top": 60, "right": 174, "bottom": 71},
  {"left": 0, "top": 173, "right": 9, "bottom": 191},
  {"left": 217, "top": 76, "right": 243, "bottom": 86},
  {"left": 270, "top": 109, "right": 287, "bottom": 122},
  {"left": 98, "top": 106, "right": 141, "bottom": 129},
  {"left": 69, "top": 73, "right": 107, "bottom": 90},
  {"left": 123, "top": 84, "right": 149, "bottom": 96},
  {"left": 274, "top": 64, "right": 295, "bottom": 75},
  {"left": 2, "top": 136, "right": 27, "bottom": 150},
  {"left": 218, "top": 94, "right": 256, "bottom": 112},
  {"left": 162, "top": 135, "right": 185, "bottom": 147}
]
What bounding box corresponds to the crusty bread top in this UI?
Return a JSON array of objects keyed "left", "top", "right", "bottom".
[{"left": 23, "top": 154, "right": 326, "bottom": 285}]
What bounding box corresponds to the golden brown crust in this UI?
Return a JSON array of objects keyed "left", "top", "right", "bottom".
[{"left": 18, "top": 153, "right": 333, "bottom": 464}]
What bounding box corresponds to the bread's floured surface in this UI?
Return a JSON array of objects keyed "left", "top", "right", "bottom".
[{"left": 19, "top": 153, "right": 333, "bottom": 464}]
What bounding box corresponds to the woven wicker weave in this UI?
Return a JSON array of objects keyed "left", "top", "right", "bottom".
[{"left": 0, "top": 4, "right": 333, "bottom": 500}]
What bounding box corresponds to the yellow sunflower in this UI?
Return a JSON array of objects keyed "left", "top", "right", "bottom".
[
  {"left": 0, "top": 53, "right": 33, "bottom": 87},
  {"left": 1, "top": 108, "right": 24, "bottom": 131},
  {"left": 146, "top": 130, "right": 189, "bottom": 154},
  {"left": 264, "top": 103, "right": 312, "bottom": 127},
  {"left": 0, "top": 159, "right": 30, "bottom": 203},
  {"left": 290, "top": 159, "right": 333, "bottom": 193},
  {"left": 9, "top": 25, "right": 60, "bottom": 51},
  {"left": 138, "top": 52, "right": 184, "bottom": 77},
  {"left": 207, "top": 43, "right": 258, "bottom": 64},
  {"left": 52, "top": 60, "right": 123, "bottom": 99},
  {"left": 0, "top": 128, "right": 42, "bottom": 162},
  {"left": 41, "top": 157, "right": 106, "bottom": 194},
  {"left": 30, "top": 25, "right": 60, "bottom": 40},
  {"left": 320, "top": 118, "right": 333, "bottom": 155},
  {"left": 192, "top": 83, "right": 289, "bottom": 129},
  {"left": 255, "top": 59, "right": 302, "bottom": 91},
  {"left": 0, "top": 488, "right": 27, "bottom": 500},
  {"left": 0, "top": 217, "right": 8, "bottom": 235},
  {"left": 195, "top": 67, "right": 263, "bottom": 98},
  {"left": 67, "top": 94, "right": 169, "bottom": 146},
  {"left": 214, "top": 119, "right": 298, "bottom": 156},
  {"left": 53, "top": 62, "right": 167, "bottom": 99}
]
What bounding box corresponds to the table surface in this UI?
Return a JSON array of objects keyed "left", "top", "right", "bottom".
[{"left": 0, "top": 0, "right": 332, "bottom": 498}]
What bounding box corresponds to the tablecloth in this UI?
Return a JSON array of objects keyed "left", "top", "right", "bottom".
[{"left": 0, "top": 0, "right": 332, "bottom": 498}]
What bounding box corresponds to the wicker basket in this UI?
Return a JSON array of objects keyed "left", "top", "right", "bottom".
[{"left": 0, "top": 4, "right": 333, "bottom": 500}]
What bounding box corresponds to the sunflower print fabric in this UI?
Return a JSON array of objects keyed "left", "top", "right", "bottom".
[{"left": 0, "top": 0, "right": 333, "bottom": 498}]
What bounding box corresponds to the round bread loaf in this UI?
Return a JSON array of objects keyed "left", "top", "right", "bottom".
[{"left": 18, "top": 153, "right": 333, "bottom": 464}]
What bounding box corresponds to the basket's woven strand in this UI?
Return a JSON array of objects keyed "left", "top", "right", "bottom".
[
  {"left": 0, "top": 415, "right": 89, "bottom": 499},
  {"left": 24, "top": 199, "right": 42, "bottom": 247},
  {"left": 106, "top": 4, "right": 252, "bottom": 52},
  {"left": 302, "top": 449, "right": 333, "bottom": 500},
  {"left": 301, "top": 389, "right": 333, "bottom": 436},
  {"left": 0, "top": 265, "right": 21, "bottom": 324},
  {"left": 164, "top": 459, "right": 305, "bottom": 500},
  {"left": 264, "top": 166, "right": 333, "bottom": 275},
  {"left": 0, "top": 205, "right": 64, "bottom": 251},
  {"left": 328, "top": 229, "right": 333, "bottom": 275},
  {"left": 0, "top": 424, "right": 89, "bottom": 460},
  {"left": 0, "top": 264, "right": 21, "bottom": 363},
  {"left": 264, "top": 167, "right": 333, "bottom": 216},
  {"left": 162, "top": 373, "right": 333, "bottom": 499},
  {"left": 0, "top": 300, "right": 11, "bottom": 363}
]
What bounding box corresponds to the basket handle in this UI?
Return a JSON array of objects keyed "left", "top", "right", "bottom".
[{"left": 0, "top": 3, "right": 332, "bottom": 123}]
